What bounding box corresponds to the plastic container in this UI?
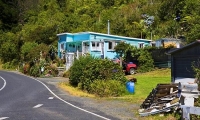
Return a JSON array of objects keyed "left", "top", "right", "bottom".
[{"left": 126, "top": 81, "right": 135, "bottom": 93}]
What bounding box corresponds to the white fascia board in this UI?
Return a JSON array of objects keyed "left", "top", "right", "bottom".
[
  {"left": 57, "top": 32, "right": 73, "bottom": 36},
  {"left": 57, "top": 31, "right": 152, "bottom": 42}
]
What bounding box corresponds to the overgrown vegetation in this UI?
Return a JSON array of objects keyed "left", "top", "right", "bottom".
[
  {"left": 191, "top": 60, "right": 200, "bottom": 119},
  {"left": 69, "top": 55, "right": 127, "bottom": 97},
  {"left": 114, "top": 42, "right": 154, "bottom": 73},
  {"left": 59, "top": 68, "right": 175, "bottom": 119},
  {"left": 1, "top": 0, "right": 200, "bottom": 68}
]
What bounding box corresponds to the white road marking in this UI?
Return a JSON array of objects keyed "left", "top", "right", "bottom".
[
  {"left": 0, "top": 76, "right": 6, "bottom": 91},
  {"left": 33, "top": 104, "right": 43, "bottom": 108},
  {"left": 48, "top": 97, "right": 54, "bottom": 99},
  {"left": 0, "top": 117, "right": 9, "bottom": 120},
  {"left": 30, "top": 78, "right": 111, "bottom": 120},
  {"left": 14, "top": 72, "right": 111, "bottom": 120}
]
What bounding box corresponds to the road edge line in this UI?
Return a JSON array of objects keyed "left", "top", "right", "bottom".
[
  {"left": 13, "top": 72, "right": 111, "bottom": 120},
  {"left": 0, "top": 76, "right": 6, "bottom": 91}
]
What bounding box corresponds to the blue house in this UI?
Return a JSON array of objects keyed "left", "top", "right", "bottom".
[
  {"left": 57, "top": 31, "right": 152, "bottom": 59},
  {"left": 57, "top": 32, "right": 152, "bottom": 69}
]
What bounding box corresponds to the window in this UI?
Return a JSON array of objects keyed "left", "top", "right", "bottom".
[
  {"left": 151, "top": 42, "right": 156, "bottom": 47},
  {"left": 92, "top": 42, "right": 95, "bottom": 47},
  {"left": 108, "top": 41, "right": 117, "bottom": 50},
  {"left": 92, "top": 42, "right": 101, "bottom": 51},
  {"left": 108, "top": 42, "right": 112, "bottom": 49},
  {"left": 60, "top": 43, "right": 65, "bottom": 51},
  {"left": 138, "top": 43, "right": 144, "bottom": 48}
]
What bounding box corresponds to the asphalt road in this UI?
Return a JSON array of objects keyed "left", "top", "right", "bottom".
[{"left": 0, "top": 71, "right": 116, "bottom": 120}]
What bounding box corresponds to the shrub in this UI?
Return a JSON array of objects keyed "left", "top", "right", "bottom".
[
  {"left": 69, "top": 55, "right": 96, "bottom": 87},
  {"left": 63, "top": 70, "right": 70, "bottom": 78},
  {"left": 23, "top": 63, "right": 30, "bottom": 74},
  {"left": 29, "top": 64, "right": 40, "bottom": 77},
  {"left": 44, "top": 64, "right": 58, "bottom": 77},
  {"left": 137, "top": 50, "right": 154, "bottom": 73},
  {"left": 69, "top": 55, "right": 127, "bottom": 91},
  {"left": 90, "top": 80, "right": 126, "bottom": 97},
  {"left": 2, "top": 59, "right": 19, "bottom": 70}
]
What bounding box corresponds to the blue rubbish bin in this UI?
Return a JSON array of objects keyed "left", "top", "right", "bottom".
[{"left": 126, "top": 81, "right": 135, "bottom": 93}]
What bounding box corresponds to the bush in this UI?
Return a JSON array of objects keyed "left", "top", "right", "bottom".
[
  {"left": 89, "top": 80, "right": 126, "bottom": 97},
  {"left": 29, "top": 64, "right": 40, "bottom": 77},
  {"left": 63, "top": 70, "right": 70, "bottom": 78},
  {"left": 69, "top": 55, "right": 127, "bottom": 91},
  {"left": 2, "top": 59, "right": 19, "bottom": 70},
  {"left": 137, "top": 50, "right": 154, "bottom": 73},
  {"left": 44, "top": 64, "right": 58, "bottom": 77},
  {"left": 69, "top": 55, "right": 96, "bottom": 87}
]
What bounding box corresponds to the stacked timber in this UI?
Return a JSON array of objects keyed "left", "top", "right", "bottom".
[
  {"left": 139, "top": 83, "right": 180, "bottom": 116},
  {"left": 140, "top": 83, "right": 179, "bottom": 109}
]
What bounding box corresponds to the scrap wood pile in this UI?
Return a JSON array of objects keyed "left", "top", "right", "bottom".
[{"left": 139, "top": 83, "right": 180, "bottom": 116}]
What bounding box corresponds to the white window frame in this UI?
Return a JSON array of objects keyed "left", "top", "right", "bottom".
[
  {"left": 108, "top": 41, "right": 117, "bottom": 50},
  {"left": 151, "top": 42, "right": 156, "bottom": 47},
  {"left": 91, "top": 42, "right": 101, "bottom": 51},
  {"left": 138, "top": 42, "right": 144, "bottom": 48},
  {"left": 60, "top": 43, "right": 65, "bottom": 52}
]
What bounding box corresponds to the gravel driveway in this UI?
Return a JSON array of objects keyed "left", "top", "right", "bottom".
[{"left": 37, "top": 77, "right": 140, "bottom": 120}]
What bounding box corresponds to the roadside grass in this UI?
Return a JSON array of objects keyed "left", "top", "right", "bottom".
[
  {"left": 59, "top": 68, "right": 178, "bottom": 120},
  {"left": 58, "top": 82, "right": 95, "bottom": 98},
  {"left": 122, "top": 68, "right": 171, "bottom": 103},
  {"left": 58, "top": 68, "right": 171, "bottom": 103},
  {"left": 0, "top": 60, "right": 2, "bottom": 70}
]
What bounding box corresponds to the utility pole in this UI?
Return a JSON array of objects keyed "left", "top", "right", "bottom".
[{"left": 107, "top": 20, "right": 110, "bottom": 34}]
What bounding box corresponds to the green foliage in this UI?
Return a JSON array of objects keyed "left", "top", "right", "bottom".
[
  {"left": 2, "top": 59, "right": 18, "bottom": 70},
  {"left": 27, "top": 43, "right": 50, "bottom": 61},
  {"left": 90, "top": 80, "right": 126, "bottom": 97},
  {"left": 2, "top": 0, "right": 200, "bottom": 73},
  {"left": 29, "top": 64, "right": 40, "bottom": 77},
  {"left": 69, "top": 55, "right": 127, "bottom": 91},
  {"left": 191, "top": 96, "right": 200, "bottom": 119},
  {"left": 63, "top": 70, "right": 70, "bottom": 78},
  {"left": 44, "top": 64, "right": 58, "bottom": 77},
  {"left": 0, "top": 32, "right": 19, "bottom": 63},
  {"left": 137, "top": 50, "right": 154, "bottom": 73},
  {"left": 191, "top": 60, "right": 200, "bottom": 91},
  {"left": 114, "top": 42, "right": 130, "bottom": 57},
  {"left": 21, "top": 42, "right": 38, "bottom": 61},
  {"left": 114, "top": 42, "right": 154, "bottom": 73},
  {"left": 69, "top": 55, "right": 97, "bottom": 87}
]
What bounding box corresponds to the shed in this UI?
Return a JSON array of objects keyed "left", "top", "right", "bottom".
[
  {"left": 169, "top": 40, "right": 200, "bottom": 83},
  {"left": 156, "top": 38, "right": 184, "bottom": 48}
]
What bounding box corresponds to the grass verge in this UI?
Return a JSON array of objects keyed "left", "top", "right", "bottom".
[
  {"left": 58, "top": 68, "right": 178, "bottom": 120},
  {"left": 58, "top": 68, "right": 171, "bottom": 103},
  {"left": 58, "top": 82, "right": 95, "bottom": 98},
  {"left": 0, "top": 60, "right": 2, "bottom": 70},
  {"left": 123, "top": 68, "right": 171, "bottom": 103}
]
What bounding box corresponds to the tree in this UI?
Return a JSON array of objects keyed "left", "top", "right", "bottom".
[
  {"left": 21, "top": 42, "right": 38, "bottom": 61},
  {"left": 0, "top": 32, "right": 19, "bottom": 63},
  {"left": 114, "top": 42, "right": 129, "bottom": 66},
  {"left": 27, "top": 43, "right": 50, "bottom": 62},
  {"left": 137, "top": 49, "right": 154, "bottom": 72}
]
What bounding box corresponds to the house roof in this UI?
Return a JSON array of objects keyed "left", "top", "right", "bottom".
[
  {"left": 57, "top": 31, "right": 152, "bottom": 42},
  {"left": 156, "top": 38, "right": 181, "bottom": 41},
  {"left": 168, "top": 40, "right": 200, "bottom": 54}
]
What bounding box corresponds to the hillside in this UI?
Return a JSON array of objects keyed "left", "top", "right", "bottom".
[{"left": 0, "top": 0, "right": 200, "bottom": 64}]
